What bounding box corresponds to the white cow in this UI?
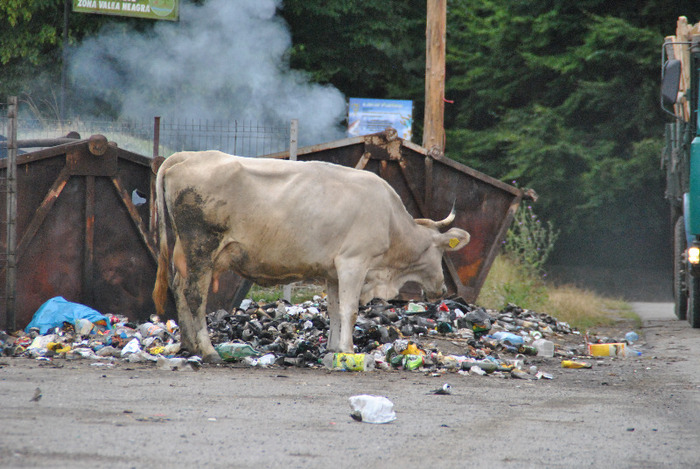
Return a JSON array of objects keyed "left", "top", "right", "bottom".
[{"left": 153, "top": 151, "right": 470, "bottom": 362}]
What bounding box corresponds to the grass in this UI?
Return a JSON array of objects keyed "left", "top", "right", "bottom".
[
  {"left": 478, "top": 255, "right": 637, "bottom": 330},
  {"left": 247, "top": 282, "right": 326, "bottom": 305}
]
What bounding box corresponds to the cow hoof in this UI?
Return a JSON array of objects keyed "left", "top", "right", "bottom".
[{"left": 202, "top": 352, "right": 223, "bottom": 364}]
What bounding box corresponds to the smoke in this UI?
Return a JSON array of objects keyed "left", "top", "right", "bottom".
[{"left": 68, "top": 0, "right": 347, "bottom": 147}]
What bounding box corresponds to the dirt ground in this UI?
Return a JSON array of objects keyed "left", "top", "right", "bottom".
[{"left": 1, "top": 303, "right": 699, "bottom": 469}]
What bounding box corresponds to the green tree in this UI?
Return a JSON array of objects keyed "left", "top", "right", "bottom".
[
  {"left": 0, "top": 0, "right": 160, "bottom": 115},
  {"left": 280, "top": 0, "right": 426, "bottom": 134},
  {"left": 443, "top": 0, "right": 697, "bottom": 266}
]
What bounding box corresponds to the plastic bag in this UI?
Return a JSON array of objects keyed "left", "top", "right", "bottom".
[
  {"left": 25, "top": 297, "right": 112, "bottom": 335},
  {"left": 349, "top": 395, "right": 396, "bottom": 424}
]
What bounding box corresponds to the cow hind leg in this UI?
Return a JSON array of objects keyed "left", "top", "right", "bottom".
[
  {"left": 174, "top": 269, "right": 221, "bottom": 363},
  {"left": 172, "top": 272, "right": 198, "bottom": 354}
]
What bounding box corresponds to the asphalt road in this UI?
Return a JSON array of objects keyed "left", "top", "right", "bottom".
[{"left": 1, "top": 303, "right": 699, "bottom": 468}]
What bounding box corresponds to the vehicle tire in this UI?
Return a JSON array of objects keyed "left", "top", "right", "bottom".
[
  {"left": 674, "top": 216, "right": 688, "bottom": 320},
  {"left": 688, "top": 274, "right": 700, "bottom": 328}
]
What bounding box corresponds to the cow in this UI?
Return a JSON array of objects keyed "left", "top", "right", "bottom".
[{"left": 152, "top": 151, "right": 470, "bottom": 362}]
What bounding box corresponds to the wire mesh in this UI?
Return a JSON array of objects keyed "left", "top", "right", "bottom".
[{"left": 12, "top": 117, "right": 292, "bottom": 158}]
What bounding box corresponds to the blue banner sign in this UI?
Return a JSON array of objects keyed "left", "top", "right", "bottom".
[{"left": 348, "top": 98, "right": 413, "bottom": 140}]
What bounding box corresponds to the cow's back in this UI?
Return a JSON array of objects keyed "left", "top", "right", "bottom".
[{"left": 161, "top": 151, "right": 414, "bottom": 281}]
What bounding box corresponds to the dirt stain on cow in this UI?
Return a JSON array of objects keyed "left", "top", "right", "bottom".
[{"left": 173, "top": 188, "right": 228, "bottom": 258}]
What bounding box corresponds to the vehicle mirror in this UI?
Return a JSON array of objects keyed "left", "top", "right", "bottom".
[{"left": 662, "top": 59, "right": 681, "bottom": 106}]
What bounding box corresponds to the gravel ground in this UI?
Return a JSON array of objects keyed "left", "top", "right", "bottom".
[{"left": 0, "top": 302, "right": 698, "bottom": 469}]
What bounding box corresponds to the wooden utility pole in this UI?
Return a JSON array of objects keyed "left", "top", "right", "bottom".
[
  {"left": 423, "top": 0, "right": 446, "bottom": 153},
  {"left": 6, "top": 96, "right": 17, "bottom": 331}
]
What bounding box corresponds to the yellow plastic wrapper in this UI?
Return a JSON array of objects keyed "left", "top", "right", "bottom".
[
  {"left": 561, "top": 360, "right": 592, "bottom": 369},
  {"left": 47, "top": 342, "right": 71, "bottom": 354},
  {"left": 401, "top": 343, "right": 425, "bottom": 356}
]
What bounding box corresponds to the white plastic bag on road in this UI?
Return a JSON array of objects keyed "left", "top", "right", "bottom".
[{"left": 349, "top": 395, "right": 396, "bottom": 424}]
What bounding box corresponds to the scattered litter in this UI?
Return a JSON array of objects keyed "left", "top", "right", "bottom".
[
  {"left": 587, "top": 343, "right": 626, "bottom": 358},
  {"left": 157, "top": 356, "right": 200, "bottom": 372},
  {"left": 215, "top": 342, "right": 260, "bottom": 361},
  {"left": 1, "top": 295, "right": 634, "bottom": 381},
  {"left": 625, "top": 331, "right": 639, "bottom": 343},
  {"left": 24, "top": 297, "right": 112, "bottom": 335},
  {"left": 349, "top": 395, "right": 396, "bottom": 424},
  {"left": 121, "top": 338, "right": 142, "bottom": 357},
  {"left": 322, "top": 352, "right": 375, "bottom": 371},
  {"left": 431, "top": 383, "right": 451, "bottom": 395},
  {"left": 561, "top": 360, "right": 592, "bottom": 369}
]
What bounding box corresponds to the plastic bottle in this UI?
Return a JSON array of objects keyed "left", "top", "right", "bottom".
[
  {"left": 402, "top": 354, "right": 424, "bottom": 370},
  {"left": 518, "top": 344, "right": 538, "bottom": 356},
  {"left": 349, "top": 395, "right": 396, "bottom": 424},
  {"left": 460, "top": 360, "right": 498, "bottom": 373},
  {"left": 322, "top": 353, "right": 375, "bottom": 371},
  {"left": 492, "top": 331, "right": 524, "bottom": 346},
  {"left": 532, "top": 338, "right": 554, "bottom": 357},
  {"left": 215, "top": 342, "right": 259, "bottom": 361}
]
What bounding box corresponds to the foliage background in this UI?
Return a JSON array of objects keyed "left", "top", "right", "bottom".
[{"left": 2, "top": 0, "right": 700, "bottom": 273}]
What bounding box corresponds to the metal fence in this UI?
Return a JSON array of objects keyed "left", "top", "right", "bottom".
[{"left": 13, "top": 117, "right": 293, "bottom": 158}]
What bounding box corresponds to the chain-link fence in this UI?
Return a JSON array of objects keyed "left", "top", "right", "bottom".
[{"left": 14, "top": 117, "right": 292, "bottom": 157}]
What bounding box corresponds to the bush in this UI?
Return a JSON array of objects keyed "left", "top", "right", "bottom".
[
  {"left": 479, "top": 204, "right": 559, "bottom": 310},
  {"left": 503, "top": 203, "right": 559, "bottom": 277}
]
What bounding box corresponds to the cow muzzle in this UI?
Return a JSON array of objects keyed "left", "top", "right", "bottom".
[{"left": 424, "top": 285, "right": 448, "bottom": 302}]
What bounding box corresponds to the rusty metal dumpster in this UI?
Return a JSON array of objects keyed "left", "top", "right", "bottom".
[
  {"left": 0, "top": 135, "right": 168, "bottom": 330},
  {"left": 1, "top": 129, "right": 527, "bottom": 331}
]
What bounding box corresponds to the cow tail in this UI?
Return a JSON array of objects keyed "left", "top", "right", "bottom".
[{"left": 152, "top": 161, "right": 170, "bottom": 316}]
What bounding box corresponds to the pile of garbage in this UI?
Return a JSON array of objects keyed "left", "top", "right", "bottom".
[
  {"left": 0, "top": 295, "right": 638, "bottom": 377},
  {"left": 207, "top": 298, "right": 585, "bottom": 378}
]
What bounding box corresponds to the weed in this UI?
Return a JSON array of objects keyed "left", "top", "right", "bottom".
[
  {"left": 504, "top": 203, "right": 559, "bottom": 277},
  {"left": 247, "top": 282, "right": 325, "bottom": 304}
]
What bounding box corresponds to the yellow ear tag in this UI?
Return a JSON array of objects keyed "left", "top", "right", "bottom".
[{"left": 448, "top": 238, "right": 460, "bottom": 249}]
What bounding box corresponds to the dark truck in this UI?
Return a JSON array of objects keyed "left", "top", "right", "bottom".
[{"left": 661, "top": 16, "right": 700, "bottom": 327}]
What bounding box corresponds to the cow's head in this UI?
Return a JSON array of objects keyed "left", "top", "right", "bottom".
[
  {"left": 360, "top": 211, "right": 470, "bottom": 304},
  {"left": 411, "top": 210, "right": 470, "bottom": 300}
]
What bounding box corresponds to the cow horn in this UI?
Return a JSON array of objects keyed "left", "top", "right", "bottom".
[
  {"left": 414, "top": 204, "right": 457, "bottom": 230},
  {"left": 434, "top": 204, "right": 456, "bottom": 229}
]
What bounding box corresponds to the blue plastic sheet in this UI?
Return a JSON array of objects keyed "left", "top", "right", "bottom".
[{"left": 25, "top": 297, "right": 112, "bottom": 334}]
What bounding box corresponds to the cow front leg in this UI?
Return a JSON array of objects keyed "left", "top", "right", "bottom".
[
  {"left": 334, "top": 260, "right": 366, "bottom": 353},
  {"left": 326, "top": 280, "right": 341, "bottom": 351}
]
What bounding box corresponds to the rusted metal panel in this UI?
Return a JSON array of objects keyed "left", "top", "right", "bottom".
[
  {"left": 0, "top": 135, "right": 215, "bottom": 330},
  {"left": 266, "top": 129, "right": 526, "bottom": 304}
]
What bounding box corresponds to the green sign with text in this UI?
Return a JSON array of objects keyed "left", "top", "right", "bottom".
[{"left": 73, "top": 0, "right": 179, "bottom": 21}]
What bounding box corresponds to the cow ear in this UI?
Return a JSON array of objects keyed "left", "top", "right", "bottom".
[{"left": 438, "top": 227, "right": 470, "bottom": 251}]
